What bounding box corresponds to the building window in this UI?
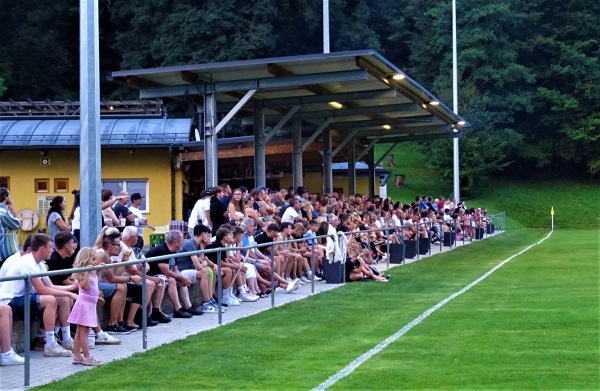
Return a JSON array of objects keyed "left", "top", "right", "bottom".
[
  {"left": 102, "top": 179, "right": 149, "bottom": 213},
  {"left": 54, "top": 178, "right": 69, "bottom": 193},
  {"left": 0, "top": 177, "right": 8, "bottom": 189},
  {"left": 35, "top": 178, "right": 50, "bottom": 193}
]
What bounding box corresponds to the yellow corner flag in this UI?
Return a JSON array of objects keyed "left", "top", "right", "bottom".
[{"left": 551, "top": 207, "right": 554, "bottom": 216}]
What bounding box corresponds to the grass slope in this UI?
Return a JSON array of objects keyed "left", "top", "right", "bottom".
[
  {"left": 37, "top": 229, "right": 599, "bottom": 390},
  {"left": 375, "top": 143, "right": 600, "bottom": 229}
]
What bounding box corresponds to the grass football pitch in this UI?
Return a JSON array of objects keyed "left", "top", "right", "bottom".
[{"left": 38, "top": 228, "right": 599, "bottom": 390}]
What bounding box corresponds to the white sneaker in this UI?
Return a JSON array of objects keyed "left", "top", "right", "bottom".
[
  {"left": 95, "top": 332, "right": 121, "bottom": 345},
  {"left": 201, "top": 303, "right": 218, "bottom": 313},
  {"left": 0, "top": 349, "right": 25, "bottom": 366},
  {"left": 285, "top": 277, "right": 293, "bottom": 283},
  {"left": 275, "top": 287, "right": 287, "bottom": 293},
  {"left": 228, "top": 290, "right": 242, "bottom": 304},
  {"left": 239, "top": 293, "right": 259, "bottom": 302},
  {"left": 44, "top": 341, "right": 73, "bottom": 357},
  {"left": 285, "top": 279, "right": 301, "bottom": 293},
  {"left": 296, "top": 278, "right": 306, "bottom": 285},
  {"left": 61, "top": 339, "right": 74, "bottom": 351},
  {"left": 223, "top": 295, "right": 241, "bottom": 306},
  {"left": 300, "top": 276, "right": 310, "bottom": 283}
]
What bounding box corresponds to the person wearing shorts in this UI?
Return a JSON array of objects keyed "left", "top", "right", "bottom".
[{"left": 176, "top": 224, "right": 218, "bottom": 313}]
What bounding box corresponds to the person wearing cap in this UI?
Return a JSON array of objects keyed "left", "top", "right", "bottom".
[{"left": 128, "top": 192, "right": 155, "bottom": 250}]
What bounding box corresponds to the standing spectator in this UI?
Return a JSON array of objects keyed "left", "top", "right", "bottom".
[
  {"left": 210, "top": 186, "right": 229, "bottom": 236},
  {"left": 188, "top": 190, "right": 212, "bottom": 235},
  {"left": 128, "top": 192, "right": 155, "bottom": 249},
  {"left": 220, "top": 183, "right": 232, "bottom": 206},
  {"left": 101, "top": 189, "right": 121, "bottom": 227},
  {"left": 113, "top": 192, "right": 134, "bottom": 226},
  {"left": 227, "top": 189, "right": 245, "bottom": 225},
  {"left": 0, "top": 187, "right": 19, "bottom": 264},
  {"left": 68, "top": 189, "right": 81, "bottom": 245},
  {"left": 47, "top": 195, "right": 71, "bottom": 240},
  {"left": 68, "top": 248, "right": 103, "bottom": 366}
]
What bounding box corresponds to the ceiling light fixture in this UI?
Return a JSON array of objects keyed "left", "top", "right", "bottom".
[
  {"left": 328, "top": 101, "right": 343, "bottom": 110},
  {"left": 382, "top": 125, "right": 391, "bottom": 130},
  {"left": 392, "top": 74, "right": 405, "bottom": 80}
]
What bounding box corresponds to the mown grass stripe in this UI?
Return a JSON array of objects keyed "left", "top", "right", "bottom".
[{"left": 313, "top": 230, "right": 554, "bottom": 391}]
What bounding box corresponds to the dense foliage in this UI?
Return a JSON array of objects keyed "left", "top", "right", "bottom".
[{"left": 0, "top": 0, "right": 598, "bottom": 188}]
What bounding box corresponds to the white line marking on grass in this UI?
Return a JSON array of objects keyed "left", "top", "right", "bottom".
[{"left": 313, "top": 230, "right": 554, "bottom": 391}]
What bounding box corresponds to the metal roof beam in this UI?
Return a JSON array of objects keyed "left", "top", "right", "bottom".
[
  {"left": 302, "top": 118, "right": 333, "bottom": 152},
  {"left": 214, "top": 89, "right": 256, "bottom": 134},
  {"left": 370, "top": 132, "right": 461, "bottom": 144},
  {"left": 375, "top": 143, "right": 399, "bottom": 167},
  {"left": 220, "top": 89, "right": 399, "bottom": 110},
  {"left": 265, "top": 105, "right": 299, "bottom": 143},
  {"left": 332, "top": 129, "right": 359, "bottom": 158},
  {"left": 138, "top": 69, "right": 368, "bottom": 98},
  {"left": 356, "top": 136, "right": 382, "bottom": 161},
  {"left": 331, "top": 115, "right": 437, "bottom": 129},
  {"left": 266, "top": 103, "right": 417, "bottom": 122}
]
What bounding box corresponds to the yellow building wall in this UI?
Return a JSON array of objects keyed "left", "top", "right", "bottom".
[{"left": 0, "top": 148, "right": 181, "bottom": 245}]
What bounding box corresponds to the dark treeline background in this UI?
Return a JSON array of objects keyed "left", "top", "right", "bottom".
[{"left": 0, "top": 0, "right": 598, "bottom": 195}]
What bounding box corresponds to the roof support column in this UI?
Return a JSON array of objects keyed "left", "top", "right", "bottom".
[
  {"left": 79, "top": 0, "right": 101, "bottom": 247},
  {"left": 292, "top": 120, "right": 303, "bottom": 190},
  {"left": 204, "top": 91, "right": 218, "bottom": 188},
  {"left": 323, "top": 128, "right": 333, "bottom": 194},
  {"left": 254, "top": 107, "right": 266, "bottom": 188},
  {"left": 368, "top": 147, "right": 376, "bottom": 199},
  {"left": 347, "top": 138, "right": 356, "bottom": 196}
]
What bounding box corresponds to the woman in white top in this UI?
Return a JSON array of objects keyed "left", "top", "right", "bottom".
[{"left": 68, "top": 189, "right": 81, "bottom": 244}]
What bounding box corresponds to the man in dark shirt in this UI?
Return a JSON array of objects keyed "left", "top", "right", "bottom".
[
  {"left": 45, "top": 232, "right": 78, "bottom": 287},
  {"left": 113, "top": 191, "right": 134, "bottom": 226},
  {"left": 253, "top": 224, "right": 280, "bottom": 254},
  {"left": 209, "top": 186, "right": 229, "bottom": 236},
  {"left": 145, "top": 231, "right": 197, "bottom": 319},
  {"left": 204, "top": 227, "right": 239, "bottom": 306},
  {"left": 337, "top": 213, "right": 350, "bottom": 233}
]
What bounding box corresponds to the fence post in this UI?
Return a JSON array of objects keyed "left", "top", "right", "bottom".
[
  {"left": 270, "top": 243, "right": 275, "bottom": 308},
  {"left": 310, "top": 240, "right": 315, "bottom": 294},
  {"left": 217, "top": 251, "right": 222, "bottom": 325},
  {"left": 141, "top": 263, "right": 147, "bottom": 349},
  {"left": 24, "top": 276, "right": 31, "bottom": 387}
]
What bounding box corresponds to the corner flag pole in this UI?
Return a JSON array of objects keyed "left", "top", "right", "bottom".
[{"left": 551, "top": 206, "right": 554, "bottom": 230}]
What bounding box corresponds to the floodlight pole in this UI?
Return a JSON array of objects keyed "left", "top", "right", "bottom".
[
  {"left": 80, "top": 0, "right": 101, "bottom": 247},
  {"left": 323, "top": 0, "right": 330, "bottom": 53},
  {"left": 452, "top": 0, "right": 460, "bottom": 203}
]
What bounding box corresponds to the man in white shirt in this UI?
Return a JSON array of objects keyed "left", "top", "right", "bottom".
[
  {"left": 188, "top": 190, "right": 212, "bottom": 236},
  {"left": 0, "top": 234, "right": 76, "bottom": 357},
  {"left": 281, "top": 199, "right": 302, "bottom": 224}
]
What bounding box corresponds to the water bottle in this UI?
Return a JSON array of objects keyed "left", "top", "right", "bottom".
[{"left": 88, "top": 329, "right": 95, "bottom": 349}]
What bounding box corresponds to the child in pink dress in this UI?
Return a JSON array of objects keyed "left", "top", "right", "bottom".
[{"left": 67, "top": 247, "right": 103, "bottom": 366}]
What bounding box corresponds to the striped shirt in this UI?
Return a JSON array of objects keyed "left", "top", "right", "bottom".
[{"left": 0, "top": 205, "right": 19, "bottom": 261}]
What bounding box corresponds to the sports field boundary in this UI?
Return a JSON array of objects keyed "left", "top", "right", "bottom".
[
  {"left": 312, "top": 230, "right": 553, "bottom": 391},
  {"left": 0, "top": 232, "right": 502, "bottom": 390}
]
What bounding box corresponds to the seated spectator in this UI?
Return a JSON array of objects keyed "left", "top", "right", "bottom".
[
  {"left": 0, "top": 234, "right": 76, "bottom": 357},
  {"left": 345, "top": 251, "right": 390, "bottom": 283},
  {"left": 121, "top": 227, "right": 164, "bottom": 326},
  {"left": 116, "top": 227, "right": 160, "bottom": 328},
  {"left": 0, "top": 303, "right": 24, "bottom": 366},
  {"left": 145, "top": 230, "right": 196, "bottom": 319},
  {"left": 176, "top": 225, "right": 221, "bottom": 313},
  {"left": 95, "top": 230, "right": 130, "bottom": 335},
  {"left": 46, "top": 232, "right": 78, "bottom": 288},
  {"left": 0, "top": 235, "right": 32, "bottom": 282}
]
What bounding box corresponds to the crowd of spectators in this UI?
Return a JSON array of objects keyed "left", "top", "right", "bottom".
[{"left": 0, "top": 184, "right": 493, "bottom": 367}]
